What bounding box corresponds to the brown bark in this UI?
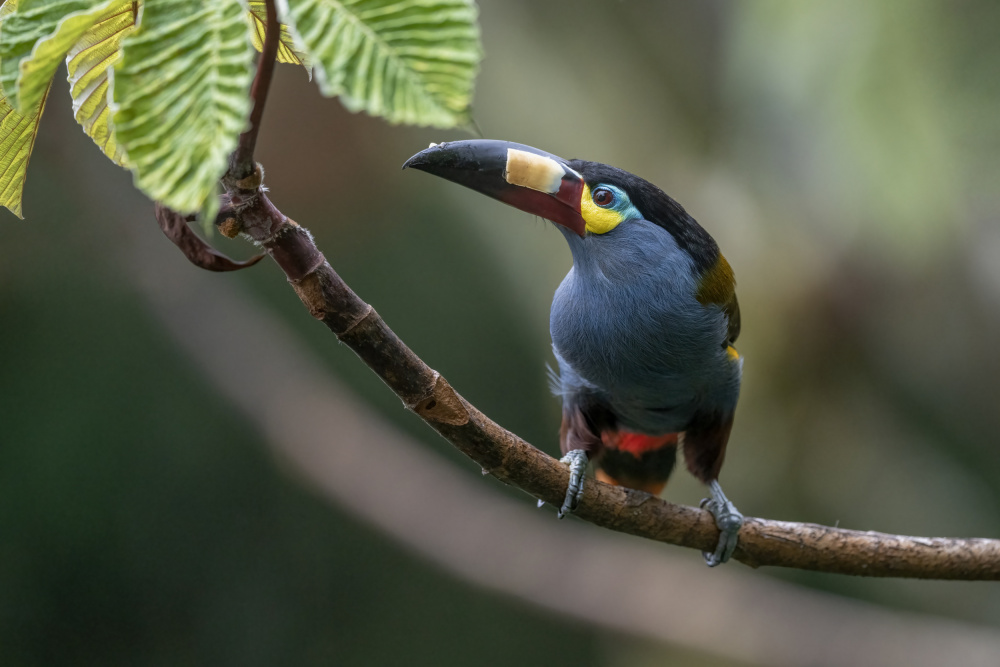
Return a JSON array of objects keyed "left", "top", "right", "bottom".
[{"left": 205, "top": 173, "right": 1000, "bottom": 580}]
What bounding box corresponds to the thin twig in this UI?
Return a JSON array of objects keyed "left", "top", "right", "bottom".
[
  {"left": 229, "top": 0, "right": 280, "bottom": 180},
  {"left": 200, "top": 173, "right": 1000, "bottom": 580}
]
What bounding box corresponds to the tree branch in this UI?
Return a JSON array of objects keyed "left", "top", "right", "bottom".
[{"left": 199, "top": 170, "right": 1000, "bottom": 580}]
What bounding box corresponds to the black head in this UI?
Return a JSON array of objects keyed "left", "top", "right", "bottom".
[{"left": 567, "top": 160, "right": 720, "bottom": 274}]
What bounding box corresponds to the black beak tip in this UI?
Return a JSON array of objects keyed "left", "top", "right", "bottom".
[{"left": 401, "top": 144, "right": 443, "bottom": 171}]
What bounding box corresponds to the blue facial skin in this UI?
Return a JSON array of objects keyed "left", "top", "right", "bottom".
[
  {"left": 591, "top": 183, "right": 642, "bottom": 222},
  {"left": 549, "top": 201, "right": 740, "bottom": 435}
]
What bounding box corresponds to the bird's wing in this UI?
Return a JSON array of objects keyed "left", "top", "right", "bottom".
[
  {"left": 695, "top": 254, "right": 740, "bottom": 345},
  {"left": 723, "top": 292, "right": 741, "bottom": 345}
]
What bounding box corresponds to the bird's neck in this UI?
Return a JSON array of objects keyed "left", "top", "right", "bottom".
[{"left": 558, "top": 221, "right": 696, "bottom": 289}]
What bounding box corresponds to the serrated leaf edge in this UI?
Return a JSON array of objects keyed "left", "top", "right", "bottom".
[{"left": 276, "top": 0, "right": 477, "bottom": 127}]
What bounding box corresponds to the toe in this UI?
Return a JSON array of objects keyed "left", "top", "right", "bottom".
[{"left": 556, "top": 450, "right": 588, "bottom": 518}]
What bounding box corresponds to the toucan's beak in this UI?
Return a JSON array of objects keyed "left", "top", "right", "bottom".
[{"left": 403, "top": 140, "right": 587, "bottom": 237}]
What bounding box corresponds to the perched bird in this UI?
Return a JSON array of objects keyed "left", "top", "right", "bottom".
[{"left": 404, "top": 140, "right": 744, "bottom": 565}]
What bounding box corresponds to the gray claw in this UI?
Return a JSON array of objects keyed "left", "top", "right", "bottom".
[
  {"left": 700, "top": 480, "right": 743, "bottom": 567},
  {"left": 557, "top": 449, "right": 589, "bottom": 519}
]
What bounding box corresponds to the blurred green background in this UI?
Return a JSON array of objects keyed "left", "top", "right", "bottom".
[{"left": 2, "top": 0, "right": 1000, "bottom": 664}]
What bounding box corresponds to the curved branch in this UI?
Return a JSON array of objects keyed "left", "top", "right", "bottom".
[
  {"left": 154, "top": 203, "right": 264, "bottom": 270},
  {"left": 205, "top": 171, "right": 1000, "bottom": 580}
]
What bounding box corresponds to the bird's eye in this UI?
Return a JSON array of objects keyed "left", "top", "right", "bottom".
[{"left": 593, "top": 187, "right": 615, "bottom": 207}]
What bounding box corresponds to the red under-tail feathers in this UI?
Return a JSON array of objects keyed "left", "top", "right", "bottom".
[
  {"left": 595, "top": 431, "right": 679, "bottom": 495},
  {"left": 602, "top": 431, "right": 678, "bottom": 454}
]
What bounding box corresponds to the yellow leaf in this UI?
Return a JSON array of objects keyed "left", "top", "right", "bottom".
[
  {"left": 0, "top": 83, "right": 48, "bottom": 218},
  {"left": 247, "top": 0, "right": 307, "bottom": 67},
  {"left": 65, "top": 0, "right": 134, "bottom": 166}
]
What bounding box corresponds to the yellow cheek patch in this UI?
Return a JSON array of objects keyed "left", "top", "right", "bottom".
[
  {"left": 504, "top": 148, "right": 564, "bottom": 194},
  {"left": 726, "top": 345, "right": 740, "bottom": 362},
  {"left": 580, "top": 183, "right": 623, "bottom": 234}
]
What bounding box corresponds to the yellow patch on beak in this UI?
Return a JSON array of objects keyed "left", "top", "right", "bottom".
[
  {"left": 504, "top": 149, "right": 565, "bottom": 194},
  {"left": 726, "top": 345, "right": 740, "bottom": 362},
  {"left": 580, "top": 183, "right": 623, "bottom": 235}
]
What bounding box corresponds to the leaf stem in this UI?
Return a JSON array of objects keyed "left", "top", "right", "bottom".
[
  {"left": 154, "top": 203, "right": 263, "bottom": 271},
  {"left": 229, "top": 0, "right": 279, "bottom": 179}
]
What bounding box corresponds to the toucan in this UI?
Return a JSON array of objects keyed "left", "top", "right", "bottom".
[{"left": 404, "top": 140, "right": 744, "bottom": 565}]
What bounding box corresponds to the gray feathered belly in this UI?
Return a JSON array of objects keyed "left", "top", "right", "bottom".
[{"left": 550, "top": 271, "right": 739, "bottom": 435}]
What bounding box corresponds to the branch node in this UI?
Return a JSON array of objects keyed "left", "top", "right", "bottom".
[
  {"left": 227, "top": 186, "right": 262, "bottom": 213},
  {"left": 290, "top": 271, "right": 332, "bottom": 320},
  {"left": 338, "top": 303, "right": 375, "bottom": 336},
  {"left": 218, "top": 216, "right": 241, "bottom": 239},
  {"left": 261, "top": 217, "right": 304, "bottom": 248},
  {"left": 410, "top": 373, "right": 469, "bottom": 426},
  {"left": 236, "top": 163, "right": 264, "bottom": 192}
]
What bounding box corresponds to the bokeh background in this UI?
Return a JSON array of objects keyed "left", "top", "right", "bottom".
[{"left": 2, "top": 0, "right": 999, "bottom": 664}]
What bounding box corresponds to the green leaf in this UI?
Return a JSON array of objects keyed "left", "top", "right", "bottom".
[
  {"left": 112, "top": 0, "right": 254, "bottom": 214},
  {"left": 65, "top": 0, "right": 134, "bottom": 166},
  {"left": 0, "top": 0, "right": 111, "bottom": 112},
  {"left": 0, "top": 84, "right": 49, "bottom": 217},
  {"left": 247, "top": 0, "right": 307, "bottom": 67},
  {"left": 279, "top": 0, "right": 481, "bottom": 128}
]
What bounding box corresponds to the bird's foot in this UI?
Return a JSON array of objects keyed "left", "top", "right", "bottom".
[
  {"left": 556, "top": 449, "right": 589, "bottom": 519},
  {"left": 700, "top": 480, "right": 743, "bottom": 567}
]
